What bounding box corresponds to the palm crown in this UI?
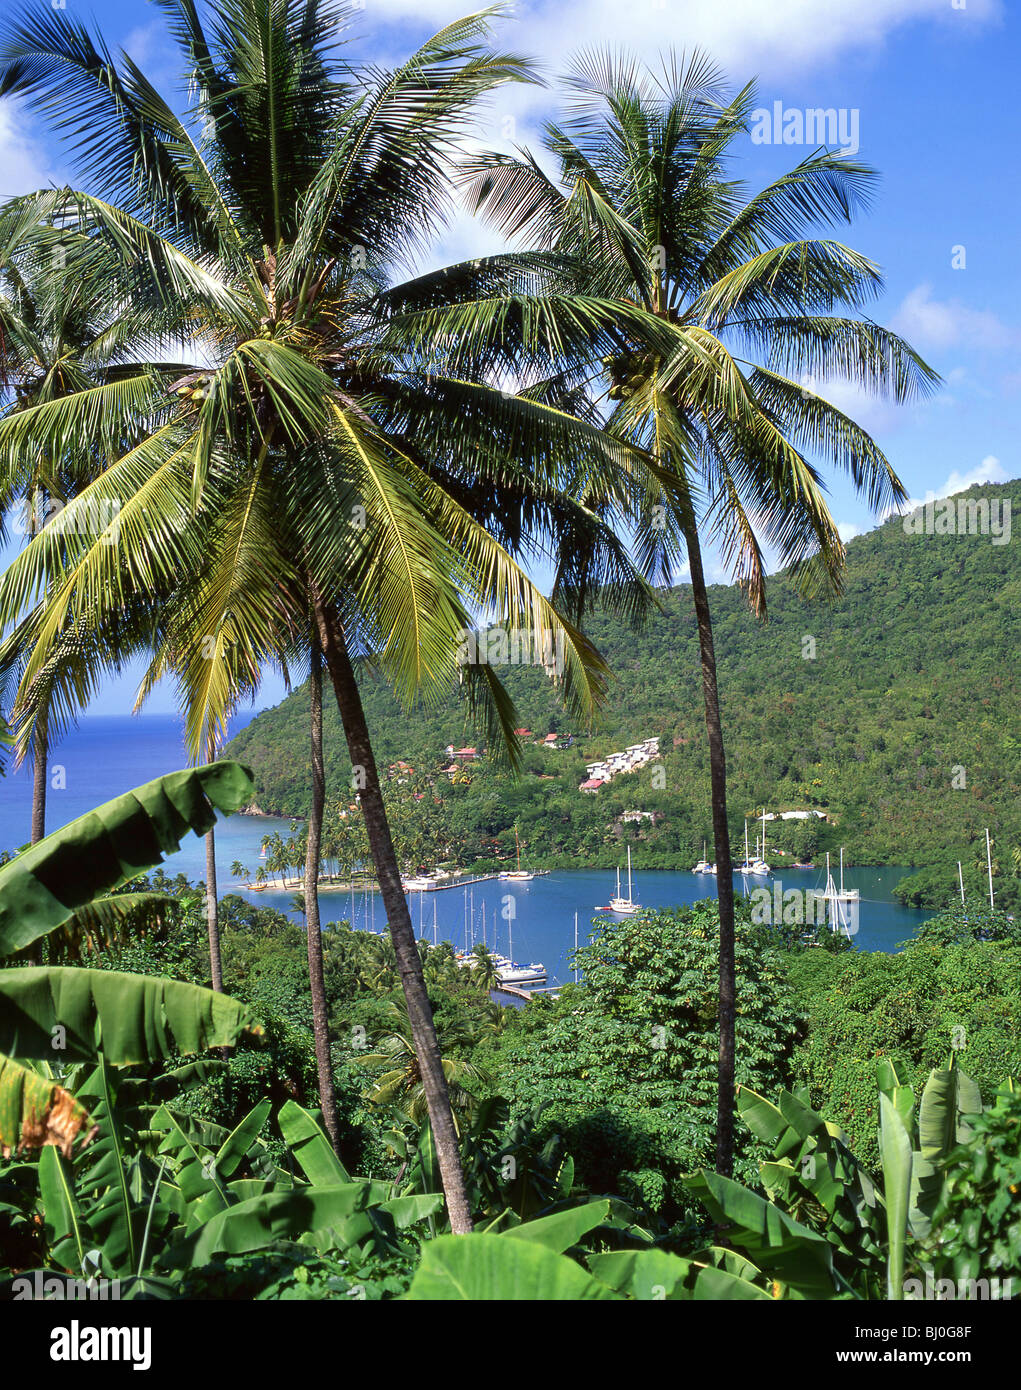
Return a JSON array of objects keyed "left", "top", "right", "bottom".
[
  {"left": 456, "top": 49, "right": 940, "bottom": 606},
  {"left": 0, "top": 3, "right": 652, "bottom": 763}
]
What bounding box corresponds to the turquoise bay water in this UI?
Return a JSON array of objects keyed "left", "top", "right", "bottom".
[
  {"left": 1, "top": 715, "right": 933, "bottom": 984},
  {"left": 0, "top": 713, "right": 295, "bottom": 887}
]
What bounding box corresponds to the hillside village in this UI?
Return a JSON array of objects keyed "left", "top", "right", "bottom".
[{"left": 580, "top": 737, "right": 661, "bottom": 792}]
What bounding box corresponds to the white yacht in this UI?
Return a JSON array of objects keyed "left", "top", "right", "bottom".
[
  {"left": 748, "top": 809, "right": 771, "bottom": 875},
  {"left": 692, "top": 840, "right": 712, "bottom": 873},
  {"left": 823, "top": 851, "right": 859, "bottom": 935},
  {"left": 598, "top": 846, "right": 641, "bottom": 915},
  {"left": 496, "top": 960, "right": 547, "bottom": 985},
  {"left": 499, "top": 827, "right": 535, "bottom": 881}
]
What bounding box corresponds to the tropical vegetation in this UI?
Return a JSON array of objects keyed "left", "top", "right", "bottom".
[{"left": 0, "top": 0, "right": 1014, "bottom": 1304}]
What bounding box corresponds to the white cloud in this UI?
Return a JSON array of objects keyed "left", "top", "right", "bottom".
[
  {"left": 837, "top": 521, "right": 861, "bottom": 542},
  {"left": 891, "top": 283, "right": 1014, "bottom": 352},
  {"left": 365, "top": 0, "right": 1001, "bottom": 87},
  {"left": 892, "top": 455, "right": 1009, "bottom": 517},
  {"left": 0, "top": 104, "right": 58, "bottom": 198}
]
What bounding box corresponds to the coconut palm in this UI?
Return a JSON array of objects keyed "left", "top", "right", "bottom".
[
  {"left": 360, "top": 1001, "right": 492, "bottom": 1131},
  {"left": 458, "top": 50, "right": 938, "bottom": 1174},
  {"left": 469, "top": 941, "right": 500, "bottom": 992},
  {"left": 0, "top": 232, "right": 143, "bottom": 843},
  {"left": 0, "top": 3, "right": 665, "bottom": 1229}
]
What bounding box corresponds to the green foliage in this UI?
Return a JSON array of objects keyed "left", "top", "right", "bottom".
[
  {"left": 176, "top": 1247, "right": 417, "bottom": 1300},
  {"left": 483, "top": 902, "right": 800, "bottom": 1224},
  {"left": 228, "top": 484, "right": 1021, "bottom": 885},
  {"left": 925, "top": 1086, "right": 1021, "bottom": 1293},
  {"left": 790, "top": 935, "right": 1021, "bottom": 1164}
]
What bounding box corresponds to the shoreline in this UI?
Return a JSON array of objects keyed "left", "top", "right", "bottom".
[{"left": 241, "top": 873, "right": 380, "bottom": 894}]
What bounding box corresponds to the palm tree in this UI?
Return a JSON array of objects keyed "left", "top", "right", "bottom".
[
  {"left": 0, "top": 237, "right": 135, "bottom": 843},
  {"left": 460, "top": 50, "right": 938, "bottom": 1174},
  {"left": 230, "top": 860, "right": 250, "bottom": 887},
  {"left": 301, "top": 635, "right": 341, "bottom": 1152},
  {"left": 0, "top": 3, "right": 656, "bottom": 1230},
  {"left": 469, "top": 942, "right": 500, "bottom": 992},
  {"left": 360, "top": 1001, "right": 492, "bottom": 1132}
]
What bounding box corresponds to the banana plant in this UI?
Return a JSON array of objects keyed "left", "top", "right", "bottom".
[
  {"left": 683, "top": 1060, "right": 994, "bottom": 1301},
  {"left": 875, "top": 1057, "right": 983, "bottom": 1299},
  {"left": 0, "top": 763, "right": 259, "bottom": 1162},
  {"left": 0, "top": 762, "right": 255, "bottom": 960}
]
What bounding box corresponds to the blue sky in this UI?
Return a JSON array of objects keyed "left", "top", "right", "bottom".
[{"left": 0, "top": 0, "right": 1017, "bottom": 718}]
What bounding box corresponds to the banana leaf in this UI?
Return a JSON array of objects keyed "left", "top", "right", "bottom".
[
  {"left": 404, "top": 1233, "right": 619, "bottom": 1300},
  {"left": 277, "top": 1098, "right": 352, "bottom": 1184},
  {"left": 0, "top": 1051, "right": 94, "bottom": 1157},
  {"left": 503, "top": 1199, "right": 611, "bottom": 1253},
  {"left": 0, "top": 762, "right": 254, "bottom": 956},
  {"left": 166, "top": 1183, "right": 380, "bottom": 1267},
  {"left": 587, "top": 1247, "right": 695, "bottom": 1299},
  {"left": 918, "top": 1066, "right": 982, "bottom": 1161},
  {"left": 37, "top": 1145, "right": 88, "bottom": 1269},
  {"left": 0, "top": 966, "right": 261, "bottom": 1061},
  {"left": 879, "top": 1092, "right": 913, "bottom": 1300},
  {"left": 685, "top": 1170, "right": 844, "bottom": 1300},
  {"left": 694, "top": 1266, "right": 773, "bottom": 1300}
]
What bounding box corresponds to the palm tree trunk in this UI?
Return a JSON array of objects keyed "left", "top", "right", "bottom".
[
  {"left": 205, "top": 824, "right": 223, "bottom": 993},
  {"left": 681, "top": 519, "right": 736, "bottom": 1179},
  {"left": 28, "top": 717, "right": 49, "bottom": 964},
  {"left": 311, "top": 595, "right": 473, "bottom": 1234},
  {"left": 304, "top": 638, "right": 342, "bottom": 1156},
  {"left": 30, "top": 716, "right": 48, "bottom": 845}
]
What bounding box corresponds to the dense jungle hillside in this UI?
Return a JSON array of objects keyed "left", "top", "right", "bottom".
[{"left": 227, "top": 480, "right": 1021, "bottom": 897}]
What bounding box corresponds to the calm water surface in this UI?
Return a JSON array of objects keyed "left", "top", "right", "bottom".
[{"left": 0, "top": 715, "right": 932, "bottom": 984}]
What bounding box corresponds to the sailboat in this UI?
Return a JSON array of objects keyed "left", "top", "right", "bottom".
[
  {"left": 748, "top": 809, "right": 771, "bottom": 874},
  {"left": 737, "top": 821, "right": 756, "bottom": 876},
  {"left": 499, "top": 827, "right": 535, "bottom": 881},
  {"left": 692, "top": 840, "right": 712, "bottom": 874},
  {"left": 823, "top": 851, "right": 858, "bottom": 935},
  {"left": 829, "top": 849, "right": 859, "bottom": 903},
  {"left": 598, "top": 845, "right": 641, "bottom": 914}
]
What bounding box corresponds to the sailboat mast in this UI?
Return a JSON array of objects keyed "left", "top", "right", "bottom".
[
  {"left": 761, "top": 808, "right": 766, "bottom": 861},
  {"left": 986, "top": 829, "right": 995, "bottom": 909},
  {"left": 958, "top": 861, "right": 966, "bottom": 908},
  {"left": 574, "top": 911, "right": 579, "bottom": 984},
  {"left": 840, "top": 847, "right": 844, "bottom": 896},
  {"left": 744, "top": 820, "right": 749, "bottom": 865},
  {"left": 627, "top": 846, "right": 633, "bottom": 901}
]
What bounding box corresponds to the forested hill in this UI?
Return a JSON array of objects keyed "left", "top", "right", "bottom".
[{"left": 227, "top": 479, "right": 1021, "bottom": 883}]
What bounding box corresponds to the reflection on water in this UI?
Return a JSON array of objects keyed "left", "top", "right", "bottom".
[
  {"left": 0, "top": 717, "right": 934, "bottom": 988},
  {"left": 239, "top": 864, "right": 933, "bottom": 987}
]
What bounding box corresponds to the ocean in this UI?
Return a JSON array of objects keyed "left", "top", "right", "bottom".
[{"left": 0, "top": 714, "right": 933, "bottom": 984}]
